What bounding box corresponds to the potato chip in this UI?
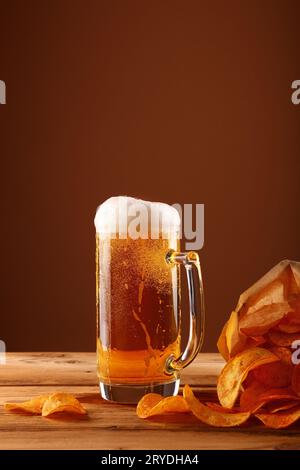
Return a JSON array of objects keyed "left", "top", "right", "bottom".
[
  {"left": 268, "top": 330, "right": 300, "bottom": 347},
  {"left": 277, "top": 321, "right": 300, "bottom": 333},
  {"left": 136, "top": 393, "right": 189, "bottom": 419},
  {"left": 136, "top": 393, "right": 162, "bottom": 418},
  {"left": 217, "top": 314, "right": 264, "bottom": 360},
  {"left": 258, "top": 388, "right": 299, "bottom": 402},
  {"left": 289, "top": 297, "right": 300, "bottom": 313},
  {"left": 226, "top": 311, "right": 247, "bottom": 357},
  {"left": 269, "top": 346, "right": 292, "bottom": 365},
  {"left": 282, "top": 266, "right": 300, "bottom": 299},
  {"left": 256, "top": 389, "right": 298, "bottom": 412},
  {"left": 277, "top": 303, "right": 300, "bottom": 334},
  {"left": 241, "top": 336, "right": 267, "bottom": 354},
  {"left": 283, "top": 307, "right": 300, "bottom": 324},
  {"left": 256, "top": 406, "right": 300, "bottom": 429},
  {"left": 253, "top": 361, "right": 293, "bottom": 388},
  {"left": 41, "top": 392, "right": 86, "bottom": 417},
  {"left": 241, "top": 369, "right": 258, "bottom": 389},
  {"left": 266, "top": 400, "right": 299, "bottom": 414},
  {"left": 217, "top": 320, "right": 229, "bottom": 361},
  {"left": 249, "top": 335, "right": 266, "bottom": 346},
  {"left": 206, "top": 402, "right": 241, "bottom": 413},
  {"left": 246, "top": 279, "right": 285, "bottom": 314},
  {"left": 278, "top": 324, "right": 300, "bottom": 333},
  {"left": 239, "top": 302, "right": 291, "bottom": 336},
  {"left": 147, "top": 395, "right": 189, "bottom": 414},
  {"left": 5, "top": 395, "right": 49, "bottom": 414},
  {"left": 240, "top": 381, "right": 269, "bottom": 412},
  {"left": 217, "top": 347, "right": 279, "bottom": 408},
  {"left": 290, "top": 265, "right": 300, "bottom": 294},
  {"left": 241, "top": 385, "right": 299, "bottom": 413},
  {"left": 183, "top": 385, "right": 250, "bottom": 427}
]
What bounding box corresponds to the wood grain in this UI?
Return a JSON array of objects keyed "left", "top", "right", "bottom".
[
  {"left": 1, "top": 353, "right": 300, "bottom": 449},
  {"left": 0, "top": 352, "right": 223, "bottom": 386}
]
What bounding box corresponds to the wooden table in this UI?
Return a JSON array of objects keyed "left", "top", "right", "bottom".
[{"left": 1, "top": 352, "right": 300, "bottom": 450}]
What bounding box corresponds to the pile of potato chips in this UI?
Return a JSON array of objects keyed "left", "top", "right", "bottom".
[
  {"left": 5, "top": 392, "right": 86, "bottom": 417},
  {"left": 137, "top": 260, "right": 300, "bottom": 429}
]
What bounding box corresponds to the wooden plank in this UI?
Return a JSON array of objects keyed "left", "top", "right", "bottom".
[
  {"left": 0, "top": 352, "right": 224, "bottom": 387},
  {"left": 0, "top": 353, "right": 96, "bottom": 386},
  {"left": 1, "top": 385, "right": 300, "bottom": 450}
]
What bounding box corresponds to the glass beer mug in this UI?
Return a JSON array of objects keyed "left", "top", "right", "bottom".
[{"left": 94, "top": 197, "right": 205, "bottom": 403}]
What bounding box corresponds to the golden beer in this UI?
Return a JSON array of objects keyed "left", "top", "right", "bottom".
[{"left": 96, "top": 236, "right": 181, "bottom": 387}]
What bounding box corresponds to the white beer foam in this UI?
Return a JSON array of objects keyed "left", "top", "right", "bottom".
[{"left": 94, "top": 196, "right": 180, "bottom": 236}]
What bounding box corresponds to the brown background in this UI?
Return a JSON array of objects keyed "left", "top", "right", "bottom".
[{"left": 0, "top": 0, "right": 299, "bottom": 352}]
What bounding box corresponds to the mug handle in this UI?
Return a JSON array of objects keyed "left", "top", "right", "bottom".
[{"left": 165, "top": 250, "right": 205, "bottom": 373}]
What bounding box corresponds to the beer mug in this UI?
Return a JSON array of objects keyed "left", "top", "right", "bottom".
[{"left": 94, "top": 197, "right": 205, "bottom": 403}]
